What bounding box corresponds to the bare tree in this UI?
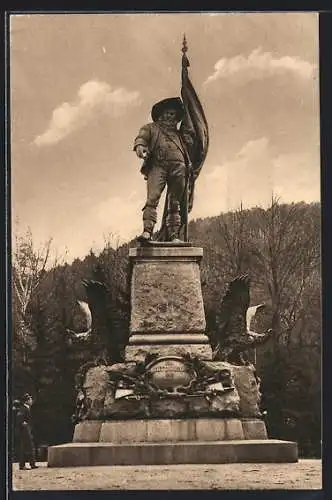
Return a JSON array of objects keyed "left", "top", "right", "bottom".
[
  {"left": 217, "top": 203, "right": 252, "bottom": 276},
  {"left": 249, "top": 198, "right": 320, "bottom": 345},
  {"left": 13, "top": 229, "right": 52, "bottom": 318},
  {"left": 213, "top": 198, "right": 320, "bottom": 352},
  {"left": 12, "top": 225, "right": 56, "bottom": 362}
]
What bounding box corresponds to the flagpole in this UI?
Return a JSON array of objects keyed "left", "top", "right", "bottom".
[{"left": 182, "top": 34, "right": 189, "bottom": 243}]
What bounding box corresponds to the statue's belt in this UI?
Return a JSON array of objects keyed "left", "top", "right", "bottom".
[{"left": 154, "top": 149, "right": 186, "bottom": 162}]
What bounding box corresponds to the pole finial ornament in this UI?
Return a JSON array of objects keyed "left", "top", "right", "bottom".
[
  {"left": 182, "top": 33, "right": 188, "bottom": 54},
  {"left": 181, "top": 34, "right": 190, "bottom": 68}
]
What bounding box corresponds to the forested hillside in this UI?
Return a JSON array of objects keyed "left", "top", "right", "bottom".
[{"left": 11, "top": 200, "right": 321, "bottom": 457}]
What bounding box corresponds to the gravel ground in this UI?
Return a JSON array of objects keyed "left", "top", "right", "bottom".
[{"left": 12, "top": 459, "right": 322, "bottom": 490}]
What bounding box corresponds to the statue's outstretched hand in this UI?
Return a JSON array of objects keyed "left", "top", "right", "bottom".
[{"left": 135, "top": 145, "right": 149, "bottom": 159}]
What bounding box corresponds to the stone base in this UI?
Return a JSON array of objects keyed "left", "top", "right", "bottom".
[
  {"left": 125, "top": 343, "right": 213, "bottom": 362},
  {"left": 75, "top": 361, "right": 261, "bottom": 420},
  {"left": 48, "top": 440, "right": 298, "bottom": 467},
  {"left": 73, "top": 418, "right": 268, "bottom": 443}
]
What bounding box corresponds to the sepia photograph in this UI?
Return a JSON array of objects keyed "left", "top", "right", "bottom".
[{"left": 9, "top": 11, "right": 322, "bottom": 490}]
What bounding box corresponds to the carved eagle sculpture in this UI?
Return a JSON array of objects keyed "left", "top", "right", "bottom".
[
  {"left": 66, "top": 279, "right": 129, "bottom": 363},
  {"left": 212, "top": 274, "right": 273, "bottom": 365},
  {"left": 66, "top": 300, "right": 92, "bottom": 340}
]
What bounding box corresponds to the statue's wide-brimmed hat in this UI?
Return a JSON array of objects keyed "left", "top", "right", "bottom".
[{"left": 151, "top": 97, "right": 184, "bottom": 122}]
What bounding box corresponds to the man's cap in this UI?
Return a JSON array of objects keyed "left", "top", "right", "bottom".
[
  {"left": 22, "top": 393, "right": 33, "bottom": 402},
  {"left": 151, "top": 97, "right": 184, "bottom": 122}
]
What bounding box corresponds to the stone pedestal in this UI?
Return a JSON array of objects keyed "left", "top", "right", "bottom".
[
  {"left": 47, "top": 244, "right": 298, "bottom": 466},
  {"left": 125, "top": 246, "right": 212, "bottom": 361},
  {"left": 48, "top": 417, "right": 280, "bottom": 466}
]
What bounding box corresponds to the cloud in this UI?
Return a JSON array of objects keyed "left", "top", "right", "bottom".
[
  {"left": 224, "top": 137, "right": 274, "bottom": 210},
  {"left": 273, "top": 151, "right": 320, "bottom": 202},
  {"left": 191, "top": 137, "right": 320, "bottom": 218},
  {"left": 190, "top": 163, "right": 228, "bottom": 219},
  {"left": 94, "top": 190, "right": 144, "bottom": 244},
  {"left": 204, "top": 47, "right": 315, "bottom": 86},
  {"left": 33, "top": 80, "right": 141, "bottom": 146},
  {"left": 23, "top": 190, "right": 145, "bottom": 264},
  {"left": 192, "top": 138, "right": 273, "bottom": 216}
]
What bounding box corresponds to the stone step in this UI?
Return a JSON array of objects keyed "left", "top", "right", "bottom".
[
  {"left": 73, "top": 418, "right": 268, "bottom": 443},
  {"left": 48, "top": 440, "right": 298, "bottom": 467}
]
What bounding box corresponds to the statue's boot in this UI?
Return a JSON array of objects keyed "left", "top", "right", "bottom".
[
  {"left": 169, "top": 236, "right": 184, "bottom": 244},
  {"left": 137, "top": 205, "right": 158, "bottom": 243},
  {"left": 137, "top": 216, "right": 154, "bottom": 244},
  {"left": 166, "top": 197, "right": 183, "bottom": 243},
  {"left": 136, "top": 231, "right": 152, "bottom": 244}
]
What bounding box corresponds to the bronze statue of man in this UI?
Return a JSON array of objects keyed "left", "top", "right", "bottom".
[
  {"left": 134, "top": 36, "right": 209, "bottom": 244},
  {"left": 134, "top": 97, "right": 195, "bottom": 243}
]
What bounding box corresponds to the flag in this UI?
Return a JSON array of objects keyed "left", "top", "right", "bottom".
[
  {"left": 155, "top": 38, "right": 209, "bottom": 242},
  {"left": 180, "top": 44, "right": 209, "bottom": 213}
]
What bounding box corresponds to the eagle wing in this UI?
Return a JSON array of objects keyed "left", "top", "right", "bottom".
[
  {"left": 215, "top": 274, "right": 250, "bottom": 346},
  {"left": 76, "top": 300, "right": 92, "bottom": 330},
  {"left": 82, "top": 279, "right": 128, "bottom": 362},
  {"left": 246, "top": 304, "right": 265, "bottom": 333},
  {"left": 65, "top": 299, "right": 92, "bottom": 340}
]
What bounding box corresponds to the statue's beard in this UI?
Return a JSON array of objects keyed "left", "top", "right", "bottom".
[{"left": 159, "top": 118, "right": 177, "bottom": 129}]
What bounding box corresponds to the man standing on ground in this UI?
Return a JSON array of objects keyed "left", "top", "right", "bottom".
[{"left": 17, "top": 393, "right": 38, "bottom": 470}]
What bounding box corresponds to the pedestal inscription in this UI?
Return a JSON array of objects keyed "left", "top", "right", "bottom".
[
  {"left": 129, "top": 247, "right": 206, "bottom": 334},
  {"left": 127, "top": 246, "right": 212, "bottom": 361}
]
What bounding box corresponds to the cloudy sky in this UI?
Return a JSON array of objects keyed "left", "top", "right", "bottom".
[{"left": 10, "top": 12, "right": 320, "bottom": 262}]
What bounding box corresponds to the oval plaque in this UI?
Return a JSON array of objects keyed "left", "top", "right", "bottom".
[{"left": 145, "top": 356, "right": 196, "bottom": 391}]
